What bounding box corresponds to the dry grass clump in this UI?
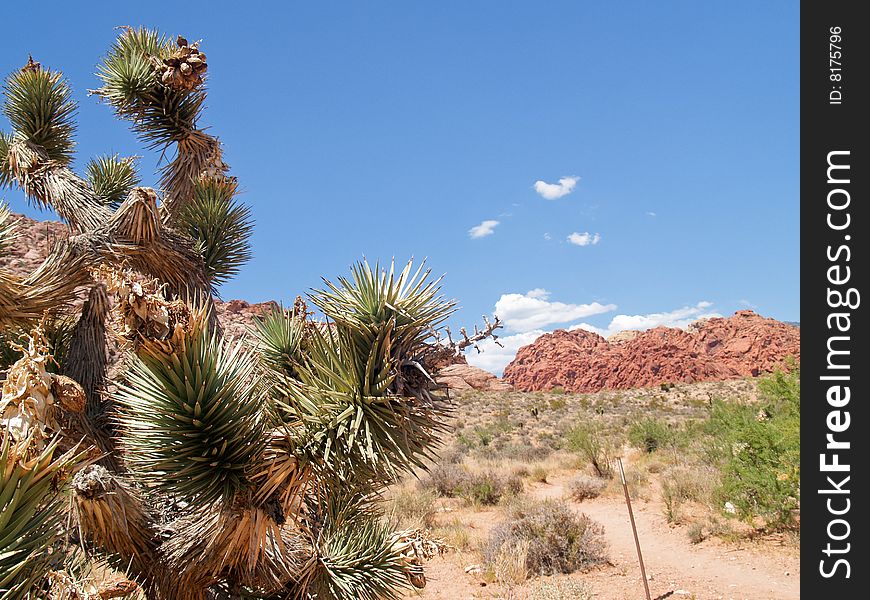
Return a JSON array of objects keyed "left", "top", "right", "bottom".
[
  {"left": 482, "top": 498, "right": 607, "bottom": 577},
  {"left": 386, "top": 485, "right": 437, "bottom": 529},
  {"left": 566, "top": 475, "right": 607, "bottom": 502},
  {"left": 661, "top": 465, "right": 719, "bottom": 523}
]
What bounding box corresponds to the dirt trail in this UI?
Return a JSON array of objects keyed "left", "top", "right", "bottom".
[{"left": 530, "top": 475, "right": 800, "bottom": 600}]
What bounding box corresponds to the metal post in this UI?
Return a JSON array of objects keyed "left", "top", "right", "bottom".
[{"left": 618, "top": 457, "right": 652, "bottom": 600}]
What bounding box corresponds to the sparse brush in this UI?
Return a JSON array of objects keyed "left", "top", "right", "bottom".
[
  {"left": 483, "top": 498, "right": 608, "bottom": 576},
  {"left": 567, "top": 475, "right": 606, "bottom": 502}
]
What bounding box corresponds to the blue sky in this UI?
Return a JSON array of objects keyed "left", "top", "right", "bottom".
[{"left": 1, "top": 2, "right": 798, "bottom": 374}]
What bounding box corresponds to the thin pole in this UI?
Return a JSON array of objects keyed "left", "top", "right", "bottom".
[{"left": 618, "top": 457, "right": 652, "bottom": 600}]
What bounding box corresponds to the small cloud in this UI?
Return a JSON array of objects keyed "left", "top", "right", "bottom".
[
  {"left": 739, "top": 299, "right": 757, "bottom": 309},
  {"left": 543, "top": 232, "right": 552, "bottom": 241},
  {"left": 602, "top": 301, "right": 720, "bottom": 335},
  {"left": 469, "top": 219, "right": 499, "bottom": 239},
  {"left": 534, "top": 176, "right": 579, "bottom": 200},
  {"left": 567, "top": 232, "right": 601, "bottom": 246},
  {"left": 526, "top": 288, "right": 550, "bottom": 300},
  {"left": 646, "top": 211, "right": 657, "bottom": 217},
  {"left": 495, "top": 290, "right": 616, "bottom": 333}
]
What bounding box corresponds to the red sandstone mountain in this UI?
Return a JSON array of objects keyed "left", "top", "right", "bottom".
[{"left": 503, "top": 311, "right": 799, "bottom": 393}]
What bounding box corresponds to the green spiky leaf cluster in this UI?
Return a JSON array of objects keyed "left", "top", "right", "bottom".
[
  {"left": 0, "top": 436, "right": 84, "bottom": 599},
  {"left": 97, "top": 27, "right": 202, "bottom": 145},
  {"left": 2, "top": 61, "right": 76, "bottom": 165},
  {"left": 273, "top": 261, "right": 455, "bottom": 483},
  {"left": 251, "top": 304, "right": 311, "bottom": 380},
  {"left": 85, "top": 154, "right": 140, "bottom": 208},
  {"left": 115, "top": 321, "right": 267, "bottom": 504},
  {"left": 179, "top": 178, "right": 254, "bottom": 290},
  {"left": 302, "top": 493, "right": 411, "bottom": 600}
]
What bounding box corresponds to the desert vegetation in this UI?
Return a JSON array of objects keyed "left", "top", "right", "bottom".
[
  {"left": 383, "top": 371, "right": 799, "bottom": 598},
  {"left": 0, "top": 29, "right": 503, "bottom": 599}
]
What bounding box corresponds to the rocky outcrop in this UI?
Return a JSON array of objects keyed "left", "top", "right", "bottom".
[
  {"left": 214, "top": 299, "right": 279, "bottom": 339},
  {"left": 437, "top": 362, "right": 512, "bottom": 392},
  {"left": 504, "top": 311, "right": 800, "bottom": 393}
]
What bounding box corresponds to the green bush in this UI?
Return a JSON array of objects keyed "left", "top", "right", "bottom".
[
  {"left": 707, "top": 365, "right": 800, "bottom": 529},
  {"left": 566, "top": 423, "right": 615, "bottom": 478},
  {"left": 627, "top": 417, "right": 674, "bottom": 453}
]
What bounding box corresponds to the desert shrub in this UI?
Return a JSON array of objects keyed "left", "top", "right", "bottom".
[
  {"left": 687, "top": 522, "right": 706, "bottom": 544},
  {"left": 455, "top": 471, "right": 522, "bottom": 506},
  {"left": 423, "top": 463, "right": 469, "bottom": 497},
  {"left": 628, "top": 417, "right": 674, "bottom": 453},
  {"left": 566, "top": 423, "right": 615, "bottom": 478},
  {"left": 548, "top": 396, "right": 568, "bottom": 410},
  {"left": 706, "top": 366, "right": 800, "bottom": 529},
  {"left": 483, "top": 499, "right": 608, "bottom": 576},
  {"left": 387, "top": 487, "right": 437, "bottom": 529},
  {"left": 530, "top": 465, "right": 549, "bottom": 483},
  {"left": 528, "top": 578, "right": 594, "bottom": 600},
  {"left": 567, "top": 475, "right": 606, "bottom": 502},
  {"left": 508, "top": 442, "right": 552, "bottom": 462}
]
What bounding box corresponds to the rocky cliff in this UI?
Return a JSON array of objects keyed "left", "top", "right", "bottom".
[{"left": 503, "top": 311, "right": 799, "bottom": 393}]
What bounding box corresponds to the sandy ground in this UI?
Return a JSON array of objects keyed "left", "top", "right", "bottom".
[{"left": 409, "top": 473, "right": 799, "bottom": 600}]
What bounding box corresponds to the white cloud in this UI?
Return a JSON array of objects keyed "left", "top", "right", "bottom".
[
  {"left": 543, "top": 232, "right": 552, "bottom": 241},
  {"left": 466, "top": 330, "right": 545, "bottom": 376},
  {"left": 570, "top": 301, "right": 721, "bottom": 338},
  {"left": 739, "top": 299, "right": 757, "bottom": 309},
  {"left": 534, "top": 176, "right": 579, "bottom": 200},
  {"left": 525, "top": 288, "right": 550, "bottom": 300},
  {"left": 495, "top": 289, "right": 616, "bottom": 333},
  {"left": 646, "top": 211, "right": 657, "bottom": 217},
  {"left": 469, "top": 219, "right": 499, "bottom": 239},
  {"left": 567, "top": 232, "right": 601, "bottom": 246}
]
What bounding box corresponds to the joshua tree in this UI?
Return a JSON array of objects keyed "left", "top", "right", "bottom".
[{"left": 0, "top": 29, "right": 500, "bottom": 599}]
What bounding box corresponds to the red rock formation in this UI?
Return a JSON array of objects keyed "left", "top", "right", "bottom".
[
  {"left": 504, "top": 311, "right": 800, "bottom": 393},
  {"left": 436, "top": 363, "right": 512, "bottom": 392}
]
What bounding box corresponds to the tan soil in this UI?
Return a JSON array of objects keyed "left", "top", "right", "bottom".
[{"left": 411, "top": 472, "right": 799, "bottom": 600}]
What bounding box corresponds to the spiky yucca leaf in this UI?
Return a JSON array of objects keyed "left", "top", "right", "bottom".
[
  {"left": 313, "top": 260, "right": 455, "bottom": 356},
  {"left": 86, "top": 154, "right": 140, "bottom": 208},
  {"left": 0, "top": 202, "right": 15, "bottom": 254},
  {"left": 0, "top": 434, "right": 84, "bottom": 599},
  {"left": 2, "top": 61, "right": 76, "bottom": 165},
  {"left": 274, "top": 261, "right": 454, "bottom": 484},
  {"left": 297, "top": 492, "right": 411, "bottom": 600},
  {"left": 179, "top": 178, "right": 253, "bottom": 290},
  {"left": 97, "top": 27, "right": 202, "bottom": 147},
  {"left": 115, "top": 319, "right": 266, "bottom": 505},
  {"left": 251, "top": 305, "right": 311, "bottom": 380}
]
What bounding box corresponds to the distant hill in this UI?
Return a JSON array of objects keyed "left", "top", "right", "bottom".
[{"left": 504, "top": 310, "right": 800, "bottom": 393}]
